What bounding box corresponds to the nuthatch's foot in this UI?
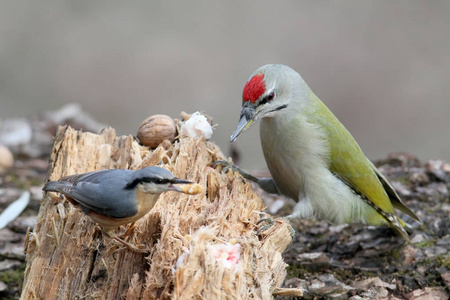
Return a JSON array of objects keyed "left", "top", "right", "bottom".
[
  {"left": 111, "top": 236, "right": 149, "bottom": 253},
  {"left": 256, "top": 214, "right": 296, "bottom": 238},
  {"left": 120, "top": 222, "right": 137, "bottom": 239},
  {"left": 101, "top": 228, "right": 149, "bottom": 253}
]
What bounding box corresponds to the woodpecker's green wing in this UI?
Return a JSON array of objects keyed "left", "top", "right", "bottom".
[{"left": 308, "top": 94, "right": 398, "bottom": 224}]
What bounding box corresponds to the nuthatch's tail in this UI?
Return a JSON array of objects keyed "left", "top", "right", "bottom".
[{"left": 43, "top": 181, "right": 62, "bottom": 192}]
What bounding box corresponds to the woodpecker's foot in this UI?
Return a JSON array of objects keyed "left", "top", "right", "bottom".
[
  {"left": 256, "top": 217, "right": 274, "bottom": 235},
  {"left": 256, "top": 214, "right": 296, "bottom": 238},
  {"left": 212, "top": 160, "right": 237, "bottom": 173},
  {"left": 212, "top": 160, "right": 260, "bottom": 182}
]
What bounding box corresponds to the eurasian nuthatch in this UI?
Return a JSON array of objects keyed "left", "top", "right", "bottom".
[{"left": 43, "top": 166, "right": 202, "bottom": 251}]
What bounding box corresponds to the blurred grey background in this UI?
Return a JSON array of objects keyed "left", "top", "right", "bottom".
[{"left": 1, "top": 1, "right": 449, "bottom": 169}]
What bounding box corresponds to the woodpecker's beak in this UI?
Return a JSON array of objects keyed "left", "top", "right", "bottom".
[
  {"left": 230, "top": 107, "right": 255, "bottom": 142},
  {"left": 169, "top": 178, "right": 193, "bottom": 192}
]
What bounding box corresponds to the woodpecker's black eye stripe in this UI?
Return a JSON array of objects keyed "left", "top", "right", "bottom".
[
  {"left": 258, "top": 91, "right": 275, "bottom": 106},
  {"left": 268, "top": 104, "right": 288, "bottom": 113}
]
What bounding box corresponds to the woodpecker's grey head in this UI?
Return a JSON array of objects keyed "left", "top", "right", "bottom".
[
  {"left": 125, "top": 167, "right": 191, "bottom": 194},
  {"left": 231, "top": 64, "right": 309, "bottom": 142}
]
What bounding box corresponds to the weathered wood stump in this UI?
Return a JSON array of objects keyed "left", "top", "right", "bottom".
[{"left": 21, "top": 125, "right": 299, "bottom": 299}]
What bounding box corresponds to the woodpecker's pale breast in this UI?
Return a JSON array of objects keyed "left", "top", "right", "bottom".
[
  {"left": 260, "top": 112, "right": 316, "bottom": 201},
  {"left": 259, "top": 95, "right": 386, "bottom": 225}
]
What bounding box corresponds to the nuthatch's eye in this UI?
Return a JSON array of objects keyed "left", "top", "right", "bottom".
[{"left": 155, "top": 178, "right": 163, "bottom": 184}]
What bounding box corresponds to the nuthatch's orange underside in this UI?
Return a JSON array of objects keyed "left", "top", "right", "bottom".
[{"left": 43, "top": 166, "right": 202, "bottom": 251}]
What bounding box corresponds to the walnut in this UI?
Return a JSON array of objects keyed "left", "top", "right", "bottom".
[{"left": 137, "top": 115, "right": 176, "bottom": 148}]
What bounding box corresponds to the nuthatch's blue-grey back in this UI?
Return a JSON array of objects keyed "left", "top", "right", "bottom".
[{"left": 43, "top": 166, "right": 201, "bottom": 251}]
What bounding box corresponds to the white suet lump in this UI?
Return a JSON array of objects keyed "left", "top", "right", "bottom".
[{"left": 181, "top": 112, "right": 213, "bottom": 140}]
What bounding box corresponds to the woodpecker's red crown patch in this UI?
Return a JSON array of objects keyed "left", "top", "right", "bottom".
[{"left": 243, "top": 73, "right": 265, "bottom": 103}]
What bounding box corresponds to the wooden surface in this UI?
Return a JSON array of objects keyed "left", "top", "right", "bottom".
[{"left": 21, "top": 125, "right": 297, "bottom": 299}]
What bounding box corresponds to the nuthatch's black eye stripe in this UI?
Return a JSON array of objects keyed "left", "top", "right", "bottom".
[
  {"left": 124, "top": 177, "right": 171, "bottom": 190},
  {"left": 154, "top": 178, "right": 171, "bottom": 185}
]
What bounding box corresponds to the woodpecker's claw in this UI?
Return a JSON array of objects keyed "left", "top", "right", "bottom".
[
  {"left": 213, "top": 160, "right": 261, "bottom": 183},
  {"left": 256, "top": 216, "right": 274, "bottom": 226},
  {"left": 256, "top": 214, "right": 276, "bottom": 235},
  {"left": 212, "top": 160, "right": 234, "bottom": 173},
  {"left": 213, "top": 160, "right": 244, "bottom": 175},
  {"left": 256, "top": 218, "right": 274, "bottom": 235},
  {"left": 256, "top": 214, "right": 296, "bottom": 238}
]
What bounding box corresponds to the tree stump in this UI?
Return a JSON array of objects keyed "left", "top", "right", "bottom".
[{"left": 21, "top": 125, "right": 299, "bottom": 299}]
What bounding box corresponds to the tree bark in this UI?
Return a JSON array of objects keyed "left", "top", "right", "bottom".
[{"left": 21, "top": 125, "right": 299, "bottom": 299}]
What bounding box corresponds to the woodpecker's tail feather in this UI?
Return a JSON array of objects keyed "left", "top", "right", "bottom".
[{"left": 389, "top": 216, "right": 410, "bottom": 241}]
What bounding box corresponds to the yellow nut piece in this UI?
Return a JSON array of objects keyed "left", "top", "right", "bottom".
[{"left": 178, "top": 183, "right": 203, "bottom": 195}]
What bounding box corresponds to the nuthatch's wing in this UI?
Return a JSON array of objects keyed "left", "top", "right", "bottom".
[
  {"left": 44, "top": 169, "right": 139, "bottom": 219},
  {"left": 58, "top": 169, "right": 118, "bottom": 184}
]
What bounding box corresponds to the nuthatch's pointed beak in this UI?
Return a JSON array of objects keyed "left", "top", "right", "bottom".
[
  {"left": 230, "top": 107, "right": 255, "bottom": 142},
  {"left": 169, "top": 178, "right": 193, "bottom": 192}
]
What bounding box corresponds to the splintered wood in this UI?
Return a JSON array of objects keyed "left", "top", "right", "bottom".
[{"left": 21, "top": 125, "right": 299, "bottom": 299}]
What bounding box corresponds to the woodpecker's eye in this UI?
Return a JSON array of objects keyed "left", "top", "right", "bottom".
[{"left": 259, "top": 91, "right": 275, "bottom": 106}]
